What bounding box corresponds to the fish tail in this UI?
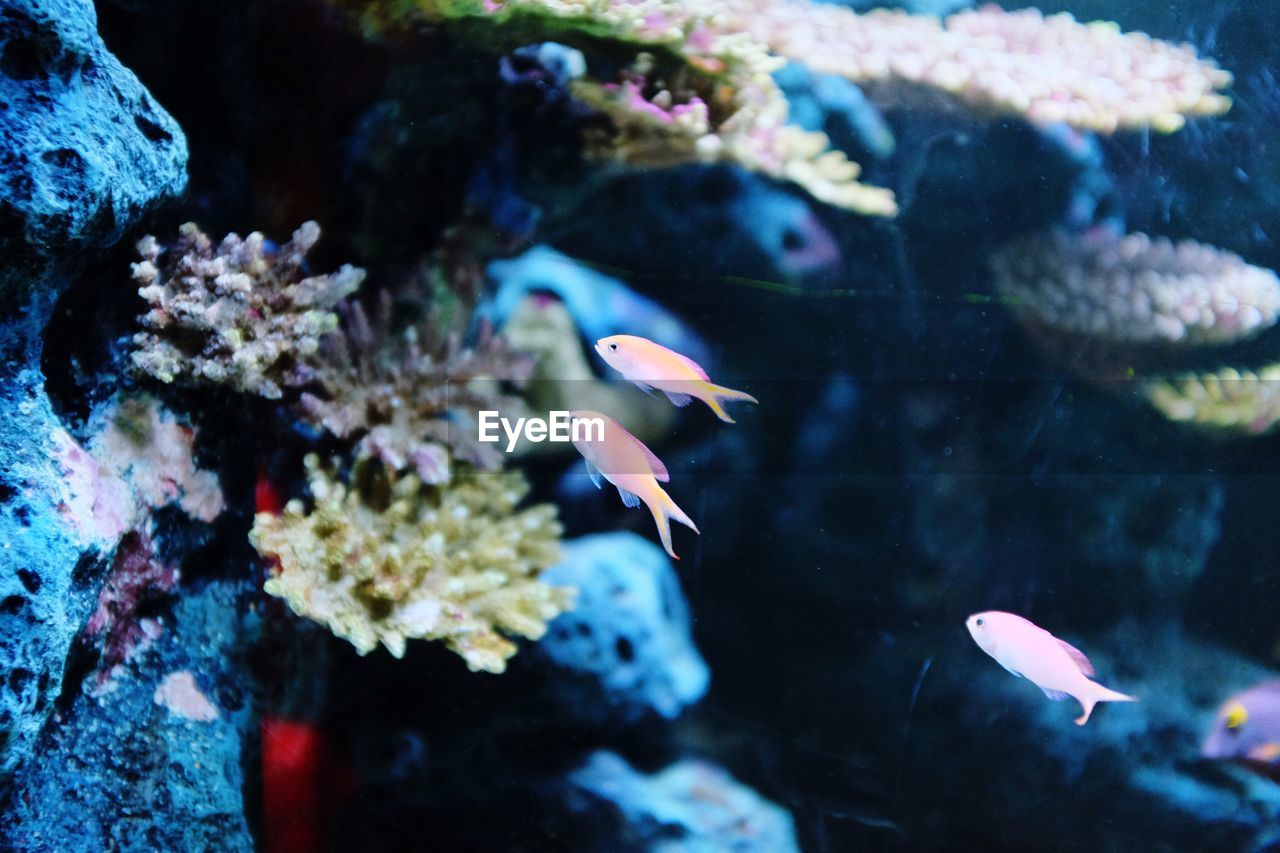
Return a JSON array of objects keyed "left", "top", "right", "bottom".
[
  {"left": 647, "top": 485, "right": 699, "bottom": 560},
  {"left": 1075, "top": 684, "right": 1137, "bottom": 726},
  {"left": 699, "top": 382, "right": 758, "bottom": 424}
]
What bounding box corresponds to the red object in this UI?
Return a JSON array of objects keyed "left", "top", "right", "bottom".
[
  {"left": 260, "top": 716, "right": 358, "bottom": 853},
  {"left": 255, "top": 467, "right": 286, "bottom": 516}
]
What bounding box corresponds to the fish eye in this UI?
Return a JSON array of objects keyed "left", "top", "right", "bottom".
[
  {"left": 976, "top": 618, "right": 984, "bottom": 626},
  {"left": 609, "top": 343, "right": 618, "bottom": 350}
]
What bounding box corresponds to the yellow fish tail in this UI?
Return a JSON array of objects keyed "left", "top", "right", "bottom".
[
  {"left": 648, "top": 485, "right": 699, "bottom": 560},
  {"left": 698, "top": 381, "right": 759, "bottom": 424}
]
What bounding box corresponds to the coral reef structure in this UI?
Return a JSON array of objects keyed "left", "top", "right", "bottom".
[
  {"left": 250, "top": 455, "right": 572, "bottom": 673},
  {"left": 297, "top": 293, "right": 532, "bottom": 481},
  {"left": 567, "top": 751, "right": 799, "bottom": 852},
  {"left": 992, "top": 229, "right": 1280, "bottom": 346},
  {"left": 0, "top": 0, "right": 187, "bottom": 261},
  {"left": 131, "top": 222, "right": 366, "bottom": 398},
  {"left": 728, "top": 2, "right": 1232, "bottom": 133},
  {"left": 1143, "top": 365, "right": 1280, "bottom": 437},
  {"left": 539, "top": 533, "right": 709, "bottom": 723}
]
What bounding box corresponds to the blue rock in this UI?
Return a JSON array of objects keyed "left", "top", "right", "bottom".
[
  {"left": 774, "top": 63, "right": 895, "bottom": 159},
  {"left": 0, "top": 578, "right": 258, "bottom": 851},
  {"left": 484, "top": 246, "right": 714, "bottom": 369},
  {"left": 568, "top": 750, "right": 800, "bottom": 853},
  {"left": 0, "top": 0, "right": 187, "bottom": 258},
  {"left": 539, "top": 533, "right": 709, "bottom": 723}
]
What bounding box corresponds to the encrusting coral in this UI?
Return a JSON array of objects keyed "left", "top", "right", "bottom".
[
  {"left": 297, "top": 291, "right": 534, "bottom": 482},
  {"left": 1143, "top": 366, "right": 1280, "bottom": 437},
  {"left": 992, "top": 229, "right": 1280, "bottom": 347},
  {"left": 132, "top": 221, "right": 366, "bottom": 398},
  {"left": 249, "top": 455, "right": 572, "bottom": 673}
]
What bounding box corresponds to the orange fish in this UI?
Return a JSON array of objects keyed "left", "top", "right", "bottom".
[
  {"left": 595, "top": 334, "right": 758, "bottom": 423},
  {"left": 569, "top": 410, "right": 698, "bottom": 559}
]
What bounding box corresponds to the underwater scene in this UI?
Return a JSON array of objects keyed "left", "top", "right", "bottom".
[{"left": 4, "top": 0, "right": 1280, "bottom": 849}]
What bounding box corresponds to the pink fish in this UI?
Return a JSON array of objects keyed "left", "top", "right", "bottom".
[
  {"left": 966, "top": 611, "right": 1136, "bottom": 726},
  {"left": 595, "top": 334, "right": 758, "bottom": 423},
  {"left": 569, "top": 410, "right": 698, "bottom": 560}
]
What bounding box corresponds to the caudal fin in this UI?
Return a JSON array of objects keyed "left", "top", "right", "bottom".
[
  {"left": 699, "top": 382, "right": 759, "bottom": 424},
  {"left": 1075, "top": 684, "right": 1137, "bottom": 726},
  {"left": 647, "top": 485, "right": 699, "bottom": 560}
]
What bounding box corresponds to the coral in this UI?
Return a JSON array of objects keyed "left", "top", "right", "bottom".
[
  {"left": 992, "top": 229, "right": 1280, "bottom": 346},
  {"left": 249, "top": 455, "right": 571, "bottom": 673},
  {"left": 538, "top": 533, "right": 709, "bottom": 723},
  {"left": 297, "top": 293, "right": 532, "bottom": 481},
  {"left": 0, "top": 0, "right": 187, "bottom": 264},
  {"left": 727, "top": 2, "right": 1232, "bottom": 134},
  {"left": 335, "top": 0, "right": 899, "bottom": 216},
  {"left": 131, "top": 221, "right": 366, "bottom": 398},
  {"left": 0, "top": 578, "right": 258, "bottom": 851},
  {"left": 567, "top": 751, "right": 800, "bottom": 852},
  {"left": 1144, "top": 365, "right": 1280, "bottom": 436}
]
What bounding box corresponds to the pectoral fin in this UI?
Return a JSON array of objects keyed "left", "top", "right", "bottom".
[
  {"left": 585, "top": 459, "right": 603, "bottom": 489},
  {"left": 629, "top": 379, "right": 657, "bottom": 396}
]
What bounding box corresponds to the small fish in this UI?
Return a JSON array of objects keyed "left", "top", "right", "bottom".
[
  {"left": 1202, "top": 679, "right": 1280, "bottom": 780},
  {"left": 966, "top": 611, "right": 1136, "bottom": 725},
  {"left": 569, "top": 410, "right": 698, "bottom": 559},
  {"left": 595, "top": 334, "right": 758, "bottom": 423}
]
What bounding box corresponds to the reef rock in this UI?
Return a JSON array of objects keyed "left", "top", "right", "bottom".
[
  {"left": 539, "top": 533, "right": 710, "bottom": 723},
  {"left": 0, "top": 0, "right": 187, "bottom": 261}
]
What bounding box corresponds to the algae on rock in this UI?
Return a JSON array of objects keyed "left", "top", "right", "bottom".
[{"left": 250, "top": 455, "right": 572, "bottom": 673}]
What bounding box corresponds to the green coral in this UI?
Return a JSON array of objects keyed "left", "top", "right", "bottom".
[
  {"left": 1144, "top": 366, "right": 1280, "bottom": 437},
  {"left": 250, "top": 454, "right": 572, "bottom": 673}
]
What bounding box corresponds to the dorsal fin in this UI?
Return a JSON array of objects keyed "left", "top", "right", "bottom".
[
  {"left": 637, "top": 439, "right": 669, "bottom": 482},
  {"left": 1057, "top": 638, "right": 1095, "bottom": 677},
  {"left": 666, "top": 347, "right": 709, "bottom": 381}
]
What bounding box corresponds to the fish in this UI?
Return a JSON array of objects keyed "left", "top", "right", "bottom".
[
  {"left": 594, "top": 334, "right": 758, "bottom": 423},
  {"left": 965, "top": 611, "right": 1136, "bottom": 725},
  {"left": 569, "top": 409, "right": 698, "bottom": 560},
  {"left": 1201, "top": 678, "right": 1280, "bottom": 780}
]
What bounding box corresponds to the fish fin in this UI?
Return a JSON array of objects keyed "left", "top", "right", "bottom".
[
  {"left": 646, "top": 484, "right": 699, "bottom": 560},
  {"left": 629, "top": 379, "right": 657, "bottom": 397},
  {"left": 1077, "top": 684, "right": 1136, "bottom": 725},
  {"left": 664, "top": 390, "right": 694, "bottom": 408},
  {"left": 584, "top": 459, "right": 603, "bottom": 489},
  {"left": 617, "top": 487, "right": 641, "bottom": 509},
  {"left": 1057, "top": 639, "right": 1095, "bottom": 677},
  {"left": 998, "top": 661, "right": 1023, "bottom": 678},
  {"left": 699, "top": 382, "right": 758, "bottom": 424},
  {"left": 670, "top": 350, "right": 710, "bottom": 381},
  {"left": 637, "top": 442, "right": 669, "bottom": 482},
  {"left": 1041, "top": 687, "right": 1070, "bottom": 702}
]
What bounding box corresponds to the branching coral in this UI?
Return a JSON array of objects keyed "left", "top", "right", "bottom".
[
  {"left": 298, "top": 292, "right": 534, "bottom": 481},
  {"left": 992, "top": 229, "right": 1280, "bottom": 346},
  {"left": 132, "top": 222, "right": 366, "bottom": 398},
  {"left": 1144, "top": 366, "right": 1280, "bottom": 437},
  {"left": 249, "top": 455, "right": 571, "bottom": 673},
  {"left": 727, "top": 2, "right": 1232, "bottom": 134}
]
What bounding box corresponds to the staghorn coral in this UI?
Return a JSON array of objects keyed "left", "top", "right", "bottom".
[
  {"left": 297, "top": 292, "right": 533, "bottom": 482},
  {"left": 249, "top": 455, "right": 572, "bottom": 673},
  {"left": 992, "top": 229, "right": 1280, "bottom": 347},
  {"left": 336, "top": 0, "right": 899, "bottom": 216},
  {"left": 1144, "top": 366, "right": 1280, "bottom": 437},
  {"left": 132, "top": 221, "right": 366, "bottom": 398},
  {"left": 726, "top": 2, "right": 1232, "bottom": 134}
]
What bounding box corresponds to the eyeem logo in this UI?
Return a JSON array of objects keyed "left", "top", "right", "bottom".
[{"left": 478, "top": 411, "right": 605, "bottom": 452}]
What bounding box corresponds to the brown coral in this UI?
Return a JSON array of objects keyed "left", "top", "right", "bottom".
[
  {"left": 132, "top": 221, "right": 366, "bottom": 398},
  {"left": 249, "top": 455, "right": 572, "bottom": 673},
  {"left": 297, "top": 292, "right": 535, "bottom": 482}
]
